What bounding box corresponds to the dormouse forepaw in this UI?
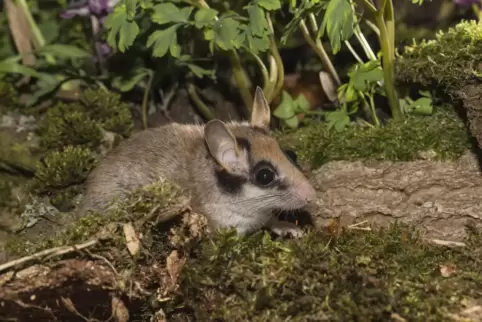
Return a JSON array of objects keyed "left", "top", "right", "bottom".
[{"left": 268, "top": 219, "right": 305, "bottom": 239}]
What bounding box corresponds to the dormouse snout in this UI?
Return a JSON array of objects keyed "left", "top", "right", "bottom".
[{"left": 295, "top": 181, "right": 317, "bottom": 204}]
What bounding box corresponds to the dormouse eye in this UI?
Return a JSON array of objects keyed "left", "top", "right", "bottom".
[{"left": 254, "top": 167, "right": 276, "bottom": 186}]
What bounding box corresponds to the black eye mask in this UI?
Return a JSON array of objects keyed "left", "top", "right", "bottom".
[{"left": 283, "top": 149, "right": 300, "bottom": 169}]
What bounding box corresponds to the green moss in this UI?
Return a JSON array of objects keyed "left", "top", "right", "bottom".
[
  {"left": 34, "top": 145, "right": 97, "bottom": 192},
  {"left": 36, "top": 88, "right": 133, "bottom": 151},
  {"left": 37, "top": 102, "right": 103, "bottom": 150},
  {"left": 81, "top": 88, "right": 133, "bottom": 137},
  {"left": 396, "top": 20, "right": 482, "bottom": 91},
  {"left": 276, "top": 106, "right": 471, "bottom": 169},
  {"left": 0, "top": 81, "right": 18, "bottom": 112},
  {"left": 5, "top": 179, "right": 185, "bottom": 257},
  {"left": 172, "top": 225, "right": 482, "bottom": 321}
]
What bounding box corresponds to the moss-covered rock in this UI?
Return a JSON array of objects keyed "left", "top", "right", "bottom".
[
  {"left": 172, "top": 225, "right": 482, "bottom": 321},
  {"left": 396, "top": 20, "right": 482, "bottom": 91},
  {"left": 277, "top": 106, "right": 471, "bottom": 169}
]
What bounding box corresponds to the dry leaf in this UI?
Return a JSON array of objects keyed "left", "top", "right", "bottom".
[
  {"left": 166, "top": 250, "right": 185, "bottom": 283},
  {"left": 60, "top": 297, "right": 77, "bottom": 314},
  {"left": 4, "top": 0, "right": 36, "bottom": 66},
  {"left": 111, "top": 296, "right": 129, "bottom": 322},
  {"left": 123, "top": 223, "right": 140, "bottom": 256}
]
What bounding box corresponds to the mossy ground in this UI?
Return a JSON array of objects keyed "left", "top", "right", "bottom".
[
  {"left": 276, "top": 105, "right": 472, "bottom": 169},
  {"left": 396, "top": 20, "right": 482, "bottom": 92},
  {"left": 169, "top": 225, "right": 482, "bottom": 321}
]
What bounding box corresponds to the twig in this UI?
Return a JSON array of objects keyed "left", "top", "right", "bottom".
[
  {"left": 84, "top": 249, "right": 119, "bottom": 276},
  {"left": 0, "top": 239, "right": 100, "bottom": 274},
  {"left": 428, "top": 239, "right": 466, "bottom": 248}
]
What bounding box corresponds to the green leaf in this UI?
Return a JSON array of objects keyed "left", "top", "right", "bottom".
[
  {"left": 169, "top": 31, "right": 181, "bottom": 57},
  {"left": 38, "top": 21, "right": 59, "bottom": 45},
  {"left": 419, "top": 90, "right": 432, "bottom": 98},
  {"left": 194, "top": 8, "right": 218, "bottom": 28},
  {"left": 334, "top": 115, "right": 350, "bottom": 132},
  {"left": 152, "top": 3, "right": 193, "bottom": 24},
  {"left": 213, "top": 18, "right": 241, "bottom": 50},
  {"left": 273, "top": 91, "right": 296, "bottom": 119},
  {"left": 39, "top": 44, "right": 91, "bottom": 58},
  {"left": 406, "top": 97, "right": 433, "bottom": 115},
  {"left": 284, "top": 115, "right": 299, "bottom": 129},
  {"left": 105, "top": 8, "right": 126, "bottom": 49},
  {"left": 247, "top": 5, "right": 268, "bottom": 37},
  {"left": 349, "top": 61, "right": 383, "bottom": 92},
  {"left": 146, "top": 25, "right": 179, "bottom": 57},
  {"left": 119, "top": 20, "right": 139, "bottom": 52},
  {"left": 319, "top": 0, "right": 354, "bottom": 54},
  {"left": 105, "top": 6, "right": 139, "bottom": 52},
  {"left": 187, "top": 64, "right": 215, "bottom": 79},
  {"left": 0, "top": 60, "right": 41, "bottom": 78},
  {"left": 294, "top": 93, "right": 311, "bottom": 112},
  {"left": 125, "top": 0, "right": 138, "bottom": 18},
  {"left": 257, "top": 0, "right": 281, "bottom": 10},
  {"left": 140, "top": 0, "right": 154, "bottom": 9},
  {"left": 112, "top": 69, "right": 150, "bottom": 92}
]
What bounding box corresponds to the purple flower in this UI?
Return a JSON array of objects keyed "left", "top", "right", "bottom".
[
  {"left": 454, "top": 0, "right": 482, "bottom": 6},
  {"left": 60, "top": 0, "right": 120, "bottom": 19}
]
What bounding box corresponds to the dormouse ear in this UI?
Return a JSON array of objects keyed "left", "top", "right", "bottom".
[
  {"left": 250, "top": 86, "right": 271, "bottom": 129},
  {"left": 204, "top": 120, "right": 249, "bottom": 176}
]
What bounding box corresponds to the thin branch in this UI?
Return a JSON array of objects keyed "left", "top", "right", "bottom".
[{"left": 0, "top": 239, "right": 100, "bottom": 274}]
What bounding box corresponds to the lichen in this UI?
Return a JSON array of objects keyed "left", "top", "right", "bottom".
[
  {"left": 276, "top": 105, "right": 471, "bottom": 169},
  {"left": 396, "top": 20, "right": 482, "bottom": 92},
  {"left": 171, "top": 224, "right": 482, "bottom": 321}
]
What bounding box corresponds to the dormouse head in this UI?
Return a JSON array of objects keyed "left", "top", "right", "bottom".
[{"left": 204, "top": 87, "right": 317, "bottom": 214}]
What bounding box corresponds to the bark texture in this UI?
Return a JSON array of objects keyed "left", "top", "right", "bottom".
[{"left": 312, "top": 150, "right": 482, "bottom": 241}]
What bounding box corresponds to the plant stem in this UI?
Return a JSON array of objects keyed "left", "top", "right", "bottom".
[
  {"left": 374, "top": 5, "right": 402, "bottom": 121},
  {"left": 187, "top": 82, "right": 216, "bottom": 120},
  {"left": 244, "top": 47, "right": 270, "bottom": 96},
  {"left": 195, "top": 0, "right": 253, "bottom": 116},
  {"left": 473, "top": 3, "right": 482, "bottom": 21},
  {"left": 266, "top": 13, "right": 284, "bottom": 103},
  {"left": 141, "top": 71, "right": 155, "bottom": 129},
  {"left": 364, "top": 19, "right": 380, "bottom": 37},
  {"left": 229, "top": 51, "right": 253, "bottom": 115},
  {"left": 299, "top": 19, "right": 341, "bottom": 86},
  {"left": 368, "top": 93, "right": 380, "bottom": 126},
  {"left": 344, "top": 40, "right": 364, "bottom": 64},
  {"left": 354, "top": 23, "right": 376, "bottom": 61}
]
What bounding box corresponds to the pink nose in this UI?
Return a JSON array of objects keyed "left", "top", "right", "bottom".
[{"left": 297, "top": 182, "right": 317, "bottom": 203}]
